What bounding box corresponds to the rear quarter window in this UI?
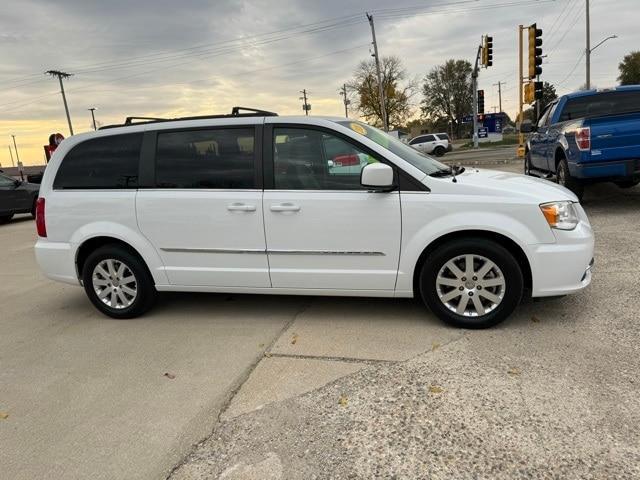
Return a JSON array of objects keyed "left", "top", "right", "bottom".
[
  {"left": 53, "top": 133, "right": 142, "bottom": 189},
  {"left": 559, "top": 91, "right": 640, "bottom": 121}
]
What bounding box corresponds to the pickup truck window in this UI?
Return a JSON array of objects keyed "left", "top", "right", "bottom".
[
  {"left": 559, "top": 91, "right": 640, "bottom": 122},
  {"left": 537, "top": 105, "right": 552, "bottom": 128}
]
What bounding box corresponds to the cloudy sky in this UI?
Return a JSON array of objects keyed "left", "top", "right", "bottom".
[{"left": 1, "top": 0, "right": 637, "bottom": 165}]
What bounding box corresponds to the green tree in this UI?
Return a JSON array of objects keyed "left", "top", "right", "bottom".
[
  {"left": 348, "top": 56, "right": 416, "bottom": 128},
  {"left": 618, "top": 51, "right": 640, "bottom": 85},
  {"left": 420, "top": 59, "right": 472, "bottom": 138}
]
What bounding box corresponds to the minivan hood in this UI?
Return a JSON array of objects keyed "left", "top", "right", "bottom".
[{"left": 429, "top": 168, "right": 579, "bottom": 203}]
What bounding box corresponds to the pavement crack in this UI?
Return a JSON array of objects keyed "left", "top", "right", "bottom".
[
  {"left": 267, "top": 352, "right": 396, "bottom": 365},
  {"left": 164, "top": 299, "right": 314, "bottom": 480}
]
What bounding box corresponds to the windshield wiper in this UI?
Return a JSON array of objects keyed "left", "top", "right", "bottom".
[{"left": 429, "top": 168, "right": 454, "bottom": 178}]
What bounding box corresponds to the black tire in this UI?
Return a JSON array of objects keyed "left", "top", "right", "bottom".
[
  {"left": 82, "top": 244, "right": 157, "bottom": 319},
  {"left": 31, "top": 197, "right": 37, "bottom": 218},
  {"left": 524, "top": 151, "right": 532, "bottom": 175},
  {"left": 419, "top": 238, "right": 524, "bottom": 329},
  {"left": 556, "top": 157, "right": 584, "bottom": 200},
  {"left": 0, "top": 214, "right": 14, "bottom": 224},
  {"left": 433, "top": 146, "right": 446, "bottom": 157},
  {"left": 615, "top": 180, "right": 640, "bottom": 189}
]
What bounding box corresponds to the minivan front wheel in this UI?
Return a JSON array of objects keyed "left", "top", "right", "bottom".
[
  {"left": 419, "top": 238, "right": 523, "bottom": 328},
  {"left": 82, "top": 245, "right": 156, "bottom": 319}
]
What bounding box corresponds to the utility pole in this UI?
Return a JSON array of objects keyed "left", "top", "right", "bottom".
[
  {"left": 366, "top": 13, "right": 388, "bottom": 131},
  {"left": 88, "top": 107, "right": 97, "bottom": 130},
  {"left": 340, "top": 84, "right": 350, "bottom": 117},
  {"left": 493, "top": 81, "right": 505, "bottom": 113},
  {"left": 585, "top": 0, "right": 591, "bottom": 89},
  {"left": 45, "top": 70, "right": 74, "bottom": 135},
  {"left": 299, "top": 89, "right": 310, "bottom": 116},
  {"left": 11, "top": 135, "right": 23, "bottom": 180},
  {"left": 8, "top": 145, "right": 14, "bottom": 167}
]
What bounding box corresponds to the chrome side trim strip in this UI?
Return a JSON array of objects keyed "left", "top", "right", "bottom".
[
  {"left": 161, "top": 248, "right": 385, "bottom": 256},
  {"left": 161, "top": 248, "right": 265, "bottom": 254},
  {"left": 268, "top": 249, "right": 385, "bottom": 256}
]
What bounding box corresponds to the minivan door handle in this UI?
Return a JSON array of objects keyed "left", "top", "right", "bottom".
[
  {"left": 270, "top": 203, "right": 301, "bottom": 212},
  {"left": 227, "top": 203, "right": 256, "bottom": 212}
]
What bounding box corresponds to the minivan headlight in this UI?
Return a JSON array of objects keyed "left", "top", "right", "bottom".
[{"left": 540, "top": 201, "right": 579, "bottom": 230}]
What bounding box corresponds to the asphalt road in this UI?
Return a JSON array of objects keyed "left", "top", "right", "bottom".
[{"left": 2, "top": 162, "right": 639, "bottom": 480}]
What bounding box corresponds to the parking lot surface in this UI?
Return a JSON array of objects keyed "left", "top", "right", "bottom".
[{"left": 1, "top": 162, "right": 639, "bottom": 479}]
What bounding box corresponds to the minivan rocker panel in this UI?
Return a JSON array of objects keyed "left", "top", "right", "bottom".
[{"left": 35, "top": 113, "right": 594, "bottom": 328}]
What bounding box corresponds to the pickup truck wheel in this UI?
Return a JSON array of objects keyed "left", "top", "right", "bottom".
[
  {"left": 419, "top": 238, "right": 524, "bottom": 329},
  {"left": 31, "top": 197, "right": 37, "bottom": 218},
  {"left": 433, "top": 146, "right": 446, "bottom": 157},
  {"left": 556, "top": 158, "right": 584, "bottom": 200},
  {"left": 82, "top": 244, "right": 157, "bottom": 319},
  {"left": 615, "top": 180, "right": 640, "bottom": 189},
  {"left": 0, "top": 214, "right": 14, "bottom": 224}
]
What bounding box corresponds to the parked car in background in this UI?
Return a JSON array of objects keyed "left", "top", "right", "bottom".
[
  {"left": 522, "top": 85, "right": 640, "bottom": 199},
  {"left": 34, "top": 108, "right": 593, "bottom": 329},
  {"left": 408, "top": 133, "right": 451, "bottom": 156},
  {"left": 0, "top": 173, "right": 39, "bottom": 223}
]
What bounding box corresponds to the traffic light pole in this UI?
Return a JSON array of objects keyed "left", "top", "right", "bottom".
[
  {"left": 517, "top": 25, "right": 525, "bottom": 159},
  {"left": 472, "top": 44, "right": 482, "bottom": 149}
]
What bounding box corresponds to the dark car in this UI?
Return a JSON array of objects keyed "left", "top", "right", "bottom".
[{"left": 0, "top": 173, "right": 39, "bottom": 223}]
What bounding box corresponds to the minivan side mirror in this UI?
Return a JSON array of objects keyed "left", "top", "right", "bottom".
[
  {"left": 361, "top": 163, "right": 394, "bottom": 190},
  {"left": 520, "top": 120, "right": 535, "bottom": 133}
]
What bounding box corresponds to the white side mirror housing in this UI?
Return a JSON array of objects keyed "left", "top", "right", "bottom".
[{"left": 360, "top": 162, "right": 394, "bottom": 190}]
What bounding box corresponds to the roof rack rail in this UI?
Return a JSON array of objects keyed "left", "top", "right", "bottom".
[{"left": 99, "top": 106, "right": 278, "bottom": 130}]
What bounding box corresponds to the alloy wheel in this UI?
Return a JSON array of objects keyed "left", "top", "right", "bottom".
[
  {"left": 92, "top": 259, "right": 138, "bottom": 309},
  {"left": 435, "top": 254, "right": 506, "bottom": 317}
]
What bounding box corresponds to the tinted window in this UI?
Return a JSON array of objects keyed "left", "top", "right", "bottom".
[
  {"left": 54, "top": 133, "right": 142, "bottom": 189},
  {"left": 436, "top": 134, "right": 449, "bottom": 141},
  {"left": 559, "top": 91, "right": 640, "bottom": 121},
  {"left": 423, "top": 134, "right": 436, "bottom": 142},
  {"left": 0, "top": 173, "right": 16, "bottom": 187},
  {"left": 537, "top": 105, "right": 552, "bottom": 128},
  {"left": 274, "top": 128, "right": 378, "bottom": 190},
  {"left": 409, "top": 136, "right": 426, "bottom": 145},
  {"left": 155, "top": 128, "right": 255, "bottom": 189}
]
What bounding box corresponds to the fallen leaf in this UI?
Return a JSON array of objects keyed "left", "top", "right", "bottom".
[
  {"left": 432, "top": 342, "right": 441, "bottom": 351},
  {"left": 338, "top": 395, "right": 348, "bottom": 407},
  {"left": 163, "top": 372, "right": 176, "bottom": 379},
  {"left": 429, "top": 385, "right": 444, "bottom": 394},
  {"left": 531, "top": 316, "right": 540, "bottom": 323},
  {"left": 507, "top": 367, "right": 521, "bottom": 376},
  {"left": 291, "top": 333, "right": 298, "bottom": 345},
  {"left": 0, "top": 412, "right": 8, "bottom": 420}
]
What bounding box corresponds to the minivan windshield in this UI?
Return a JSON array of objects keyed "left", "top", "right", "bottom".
[{"left": 335, "top": 120, "right": 450, "bottom": 176}]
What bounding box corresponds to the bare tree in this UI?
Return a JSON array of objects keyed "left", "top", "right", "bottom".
[{"left": 348, "top": 56, "right": 416, "bottom": 128}]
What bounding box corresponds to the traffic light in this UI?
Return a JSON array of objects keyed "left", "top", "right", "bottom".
[
  {"left": 528, "top": 23, "right": 543, "bottom": 79},
  {"left": 477, "top": 89, "right": 485, "bottom": 114},
  {"left": 524, "top": 82, "right": 535, "bottom": 104},
  {"left": 482, "top": 35, "right": 493, "bottom": 67},
  {"left": 534, "top": 81, "right": 544, "bottom": 100}
]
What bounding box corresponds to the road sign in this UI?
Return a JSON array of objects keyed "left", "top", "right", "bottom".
[
  {"left": 478, "top": 127, "right": 488, "bottom": 138},
  {"left": 462, "top": 115, "right": 473, "bottom": 124}
]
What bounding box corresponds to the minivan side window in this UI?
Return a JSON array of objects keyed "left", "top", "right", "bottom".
[
  {"left": 155, "top": 128, "right": 255, "bottom": 189},
  {"left": 273, "top": 127, "right": 378, "bottom": 190},
  {"left": 53, "top": 133, "right": 142, "bottom": 189}
]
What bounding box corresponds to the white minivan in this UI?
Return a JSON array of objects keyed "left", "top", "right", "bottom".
[{"left": 34, "top": 108, "right": 594, "bottom": 328}]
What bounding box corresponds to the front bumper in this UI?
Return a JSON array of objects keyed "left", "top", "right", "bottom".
[{"left": 528, "top": 219, "right": 594, "bottom": 297}]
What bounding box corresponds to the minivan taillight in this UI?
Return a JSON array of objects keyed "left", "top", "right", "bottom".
[
  {"left": 575, "top": 127, "right": 591, "bottom": 151},
  {"left": 36, "top": 197, "right": 47, "bottom": 237}
]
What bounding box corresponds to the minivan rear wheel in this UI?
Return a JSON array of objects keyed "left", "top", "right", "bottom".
[
  {"left": 419, "top": 238, "right": 524, "bottom": 329},
  {"left": 82, "top": 244, "right": 157, "bottom": 319}
]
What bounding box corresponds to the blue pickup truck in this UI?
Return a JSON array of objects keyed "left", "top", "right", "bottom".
[{"left": 522, "top": 86, "right": 640, "bottom": 198}]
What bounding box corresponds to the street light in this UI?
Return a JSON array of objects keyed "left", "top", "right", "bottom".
[
  {"left": 88, "top": 107, "right": 98, "bottom": 130},
  {"left": 590, "top": 34, "right": 618, "bottom": 54}
]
